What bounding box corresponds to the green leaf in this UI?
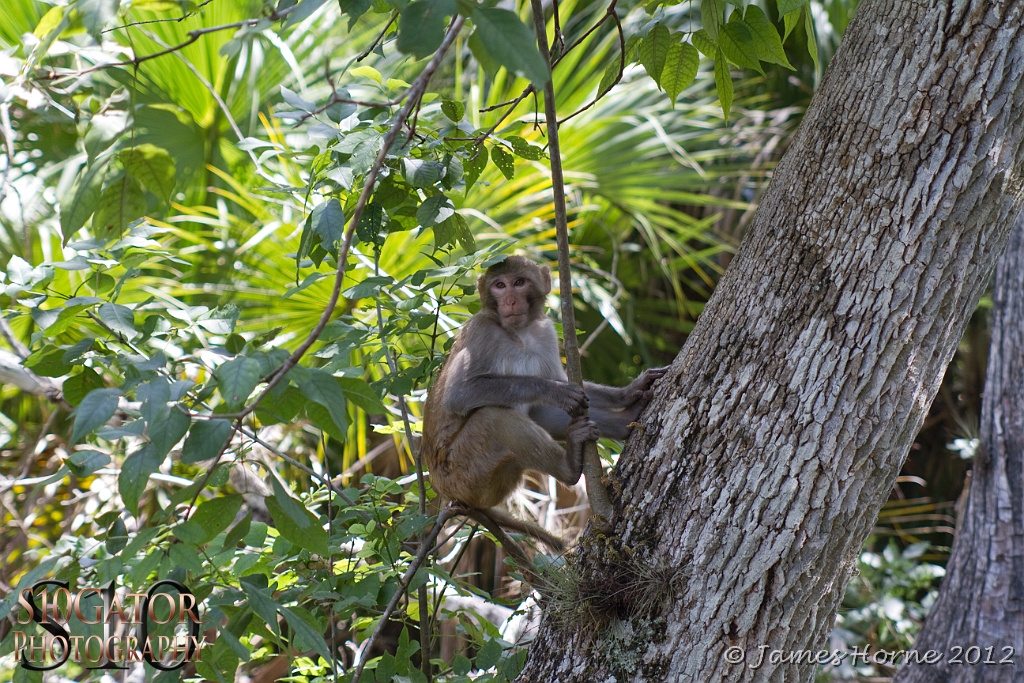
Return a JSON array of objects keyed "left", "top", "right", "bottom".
[
  {"left": 311, "top": 199, "right": 346, "bottom": 254},
  {"left": 637, "top": 23, "right": 671, "bottom": 87},
  {"left": 701, "top": 0, "right": 725, "bottom": 42},
  {"left": 691, "top": 29, "right": 718, "bottom": 57},
  {"left": 470, "top": 7, "right": 550, "bottom": 87},
  {"left": 215, "top": 358, "right": 262, "bottom": 410},
  {"left": 63, "top": 368, "right": 104, "bottom": 406},
  {"left": 242, "top": 582, "right": 281, "bottom": 631},
  {"left": 343, "top": 275, "right": 392, "bottom": 299},
  {"left": 477, "top": 639, "right": 502, "bottom": 669},
  {"left": 804, "top": 5, "right": 818, "bottom": 70},
  {"left": 441, "top": 99, "right": 465, "bottom": 122},
  {"left": 714, "top": 49, "right": 734, "bottom": 121},
  {"left": 59, "top": 161, "right": 107, "bottom": 243},
  {"left": 180, "top": 419, "right": 234, "bottom": 464},
  {"left": 66, "top": 449, "right": 110, "bottom": 478},
  {"left": 23, "top": 344, "right": 74, "bottom": 378},
  {"left": 357, "top": 203, "right": 388, "bottom": 246},
  {"left": 106, "top": 517, "right": 128, "bottom": 554},
  {"left": 119, "top": 444, "right": 162, "bottom": 515},
  {"left": 266, "top": 495, "right": 329, "bottom": 556},
  {"left": 490, "top": 146, "right": 514, "bottom": 180},
  {"left": 417, "top": 195, "right": 455, "bottom": 227},
  {"left": 782, "top": 8, "right": 801, "bottom": 41},
  {"left": 194, "top": 639, "right": 239, "bottom": 683},
  {"left": 168, "top": 540, "right": 204, "bottom": 573},
  {"left": 402, "top": 158, "right": 445, "bottom": 188},
  {"left": 777, "top": 0, "right": 808, "bottom": 16},
  {"left": 468, "top": 29, "right": 501, "bottom": 77},
  {"left": 79, "top": 0, "right": 120, "bottom": 40},
  {"left": 98, "top": 302, "right": 136, "bottom": 339},
  {"left": 119, "top": 144, "right": 176, "bottom": 203},
  {"left": 148, "top": 407, "right": 190, "bottom": 459},
  {"left": 743, "top": 5, "right": 794, "bottom": 69},
  {"left": 298, "top": 369, "right": 350, "bottom": 436},
  {"left": 338, "top": 0, "right": 373, "bottom": 28},
  {"left": 662, "top": 42, "right": 700, "bottom": 103},
  {"left": 507, "top": 136, "right": 542, "bottom": 161},
  {"left": 397, "top": 0, "right": 456, "bottom": 58},
  {"left": 71, "top": 388, "right": 120, "bottom": 444},
  {"left": 176, "top": 495, "right": 244, "bottom": 545},
  {"left": 720, "top": 21, "right": 764, "bottom": 73},
  {"left": 463, "top": 149, "right": 488, "bottom": 187},
  {"left": 598, "top": 58, "right": 620, "bottom": 96},
  {"left": 223, "top": 511, "right": 252, "bottom": 550},
  {"left": 337, "top": 377, "right": 386, "bottom": 414},
  {"left": 93, "top": 177, "right": 147, "bottom": 240},
  {"left": 281, "top": 607, "right": 333, "bottom": 663}
]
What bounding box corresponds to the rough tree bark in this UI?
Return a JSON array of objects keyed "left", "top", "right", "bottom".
[
  {"left": 893, "top": 211, "right": 1024, "bottom": 683},
  {"left": 519, "top": 1, "right": 1024, "bottom": 681}
]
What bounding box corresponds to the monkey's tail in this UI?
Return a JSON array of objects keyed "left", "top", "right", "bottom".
[{"left": 468, "top": 507, "right": 566, "bottom": 554}]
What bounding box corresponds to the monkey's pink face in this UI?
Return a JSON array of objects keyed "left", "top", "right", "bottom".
[{"left": 490, "top": 274, "right": 533, "bottom": 328}]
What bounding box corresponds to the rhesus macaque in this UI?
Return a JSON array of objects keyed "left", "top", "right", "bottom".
[{"left": 421, "top": 256, "right": 665, "bottom": 551}]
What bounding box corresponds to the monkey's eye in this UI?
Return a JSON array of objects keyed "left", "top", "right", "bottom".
[
  {"left": 494, "top": 282, "right": 505, "bottom": 289},
  {"left": 514, "top": 278, "right": 525, "bottom": 286}
]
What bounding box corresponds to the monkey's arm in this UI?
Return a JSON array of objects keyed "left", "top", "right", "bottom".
[
  {"left": 443, "top": 350, "right": 587, "bottom": 416},
  {"left": 529, "top": 404, "right": 636, "bottom": 440}
]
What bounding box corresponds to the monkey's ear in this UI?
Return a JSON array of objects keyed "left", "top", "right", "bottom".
[
  {"left": 539, "top": 266, "right": 552, "bottom": 294},
  {"left": 477, "top": 275, "right": 489, "bottom": 302}
]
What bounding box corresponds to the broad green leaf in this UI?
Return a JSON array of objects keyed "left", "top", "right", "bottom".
[
  {"left": 71, "top": 388, "right": 120, "bottom": 444},
  {"left": 343, "top": 275, "right": 392, "bottom": 299},
  {"left": 662, "top": 42, "right": 700, "bottom": 103},
  {"left": 338, "top": 0, "right": 373, "bottom": 28},
  {"left": 491, "top": 146, "right": 514, "bottom": 180},
  {"left": 63, "top": 368, "right": 104, "bottom": 406},
  {"left": 804, "top": 5, "right": 819, "bottom": 70},
  {"left": 598, "top": 58, "right": 620, "bottom": 96},
  {"left": 23, "top": 344, "right": 73, "bottom": 378},
  {"left": 66, "top": 450, "right": 110, "bottom": 478},
  {"left": 470, "top": 7, "right": 550, "bottom": 87},
  {"left": 98, "top": 302, "right": 136, "bottom": 339},
  {"left": 310, "top": 199, "right": 346, "bottom": 253},
  {"left": 441, "top": 99, "right": 465, "bottom": 122},
  {"left": 281, "top": 607, "right": 332, "bottom": 663},
  {"left": 266, "top": 495, "right": 329, "bottom": 556},
  {"left": 175, "top": 495, "right": 243, "bottom": 545},
  {"left": 691, "top": 29, "right": 718, "bottom": 57},
  {"left": 119, "top": 444, "right": 162, "bottom": 515},
  {"left": 468, "top": 29, "right": 501, "bottom": 77},
  {"left": 194, "top": 639, "right": 239, "bottom": 683},
  {"left": 507, "top": 136, "right": 542, "bottom": 161},
  {"left": 714, "top": 49, "right": 734, "bottom": 120},
  {"left": 147, "top": 407, "right": 190, "bottom": 458},
  {"left": 402, "top": 158, "right": 445, "bottom": 187},
  {"left": 337, "top": 377, "right": 386, "bottom": 414},
  {"left": 223, "top": 511, "right": 252, "bottom": 550},
  {"left": 477, "top": 639, "right": 503, "bottom": 669},
  {"left": 79, "top": 0, "right": 120, "bottom": 40},
  {"left": 701, "top": 0, "right": 725, "bottom": 42},
  {"left": 215, "top": 358, "right": 261, "bottom": 410},
  {"left": 777, "top": 0, "right": 808, "bottom": 15},
  {"left": 434, "top": 212, "right": 476, "bottom": 253},
  {"left": 242, "top": 582, "right": 281, "bottom": 631},
  {"left": 168, "top": 540, "right": 204, "bottom": 573},
  {"left": 106, "top": 517, "right": 128, "bottom": 554},
  {"left": 93, "top": 177, "right": 146, "bottom": 240},
  {"left": 397, "top": 0, "right": 455, "bottom": 58},
  {"left": 638, "top": 24, "right": 671, "bottom": 87},
  {"left": 442, "top": 155, "right": 464, "bottom": 189},
  {"left": 744, "top": 5, "right": 794, "bottom": 69},
  {"left": 783, "top": 8, "right": 801, "bottom": 41},
  {"left": 298, "top": 369, "right": 350, "bottom": 436},
  {"left": 357, "top": 202, "right": 388, "bottom": 246},
  {"left": 119, "top": 144, "right": 176, "bottom": 203},
  {"left": 350, "top": 65, "right": 383, "bottom": 84},
  {"left": 33, "top": 6, "right": 66, "bottom": 38},
  {"left": 417, "top": 195, "right": 455, "bottom": 226},
  {"left": 181, "top": 419, "right": 234, "bottom": 464},
  {"left": 720, "top": 22, "right": 764, "bottom": 73},
  {"left": 463, "top": 149, "right": 488, "bottom": 187},
  {"left": 59, "top": 161, "right": 107, "bottom": 243}
]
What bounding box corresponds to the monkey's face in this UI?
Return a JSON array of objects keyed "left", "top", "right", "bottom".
[{"left": 489, "top": 274, "right": 536, "bottom": 329}]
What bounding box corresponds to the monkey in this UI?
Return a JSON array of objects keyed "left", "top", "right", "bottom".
[{"left": 421, "top": 255, "right": 666, "bottom": 552}]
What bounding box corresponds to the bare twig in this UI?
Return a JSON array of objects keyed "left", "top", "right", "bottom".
[
  {"left": 357, "top": 11, "right": 399, "bottom": 62},
  {"left": 102, "top": 0, "right": 216, "bottom": 33},
  {"left": 558, "top": 6, "right": 627, "bottom": 125},
  {"left": 530, "top": 0, "right": 615, "bottom": 531}
]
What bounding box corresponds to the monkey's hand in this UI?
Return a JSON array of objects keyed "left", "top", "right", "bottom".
[
  {"left": 565, "top": 416, "right": 600, "bottom": 479},
  {"left": 553, "top": 381, "right": 589, "bottom": 416},
  {"left": 624, "top": 367, "right": 668, "bottom": 406}
]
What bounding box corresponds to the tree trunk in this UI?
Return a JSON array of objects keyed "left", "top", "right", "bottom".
[
  {"left": 892, "top": 212, "right": 1024, "bottom": 683},
  {"left": 519, "top": 1, "right": 1024, "bottom": 681}
]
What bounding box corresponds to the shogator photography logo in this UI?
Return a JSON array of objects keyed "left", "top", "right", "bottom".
[{"left": 13, "top": 578, "right": 205, "bottom": 671}]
